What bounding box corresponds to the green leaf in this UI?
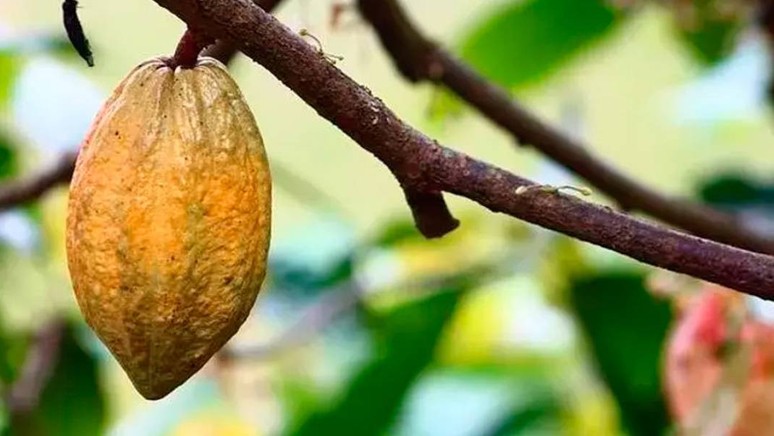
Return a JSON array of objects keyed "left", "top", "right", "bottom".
[
  {"left": 430, "top": 0, "right": 627, "bottom": 119},
  {"left": 462, "top": 0, "right": 623, "bottom": 89},
  {"left": 569, "top": 271, "right": 672, "bottom": 436},
  {"left": 0, "top": 131, "right": 18, "bottom": 181},
  {"left": 698, "top": 173, "right": 774, "bottom": 209},
  {"left": 10, "top": 323, "right": 106, "bottom": 436},
  {"left": 483, "top": 389, "right": 562, "bottom": 436},
  {"left": 370, "top": 218, "right": 425, "bottom": 248},
  {"left": 674, "top": 1, "right": 742, "bottom": 65},
  {"left": 0, "top": 313, "right": 28, "bottom": 384},
  {"left": 269, "top": 219, "right": 356, "bottom": 297},
  {"left": 696, "top": 173, "right": 774, "bottom": 229},
  {"left": 0, "top": 53, "right": 20, "bottom": 106},
  {"left": 290, "top": 289, "right": 463, "bottom": 436}
]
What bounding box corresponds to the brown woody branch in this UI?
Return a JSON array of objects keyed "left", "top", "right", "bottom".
[
  {"left": 356, "top": 0, "right": 774, "bottom": 256},
  {"left": 5, "top": 320, "right": 65, "bottom": 418},
  {"left": 202, "top": 0, "right": 285, "bottom": 64},
  {"left": 0, "top": 152, "right": 76, "bottom": 213},
  {"left": 144, "top": 0, "right": 774, "bottom": 296}
]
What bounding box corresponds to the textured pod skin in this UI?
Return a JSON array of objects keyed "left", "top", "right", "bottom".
[{"left": 66, "top": 57, "right": 271, "bottom": 400}]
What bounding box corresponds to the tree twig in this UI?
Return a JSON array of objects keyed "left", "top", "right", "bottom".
[
  {"left": 225, "top": 283, "right": 364, "bottom": 359},
  {"left": 0, "top": 152, "right": 76, "bottom": 213},
  {"left": 145, "top": 0, "right": 774, "bottom": 297},
  {"left": 355, "top": 0, "right": 774, "bottom": 256},
  {"left": 4, "top": 320, "right": 65, "bottom": 417}
]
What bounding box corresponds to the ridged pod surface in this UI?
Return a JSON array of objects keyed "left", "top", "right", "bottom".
[{"left": 66, "top": 57, "right": 271, "bottom": 400}]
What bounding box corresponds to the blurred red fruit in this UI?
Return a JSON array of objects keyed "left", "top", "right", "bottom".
[{"left": 664, "top": 285, "right": 774, "bottom": 435}]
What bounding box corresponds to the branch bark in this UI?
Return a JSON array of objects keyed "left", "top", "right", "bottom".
[
  {"left": 5, "top": 320, "right": 65, "bottom": 417},
  {"left": 356, "top": 0, "right": 774, "bottom": 256},
  {"left": 146, "top": 0, "right": 774, "bottom": 296},
  {"left": 0, "top": 152, "right": 76, "bottom": 213},
  {"left": 202, "top": 0, "right": 285, "bottom": 64}
]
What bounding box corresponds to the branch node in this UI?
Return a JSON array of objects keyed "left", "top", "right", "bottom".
[
  {"left": 299, "top": 29, "right": 344, "bottom": 65},
  {"left": 515, "top": 184, "right": 593, "bottom": 197}
]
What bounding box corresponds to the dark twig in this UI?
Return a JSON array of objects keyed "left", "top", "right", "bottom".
[
  {"left": 225, "top": 283, "right": 363, "bottom": 359},
  {"left": 5, "top": 320, "right": 65, "bottom": 416},
  {"left": 356, "top": 0, "right": 774, "bottom": 256},
  {"left": 0, "top": 152, "right": 76, "bottom": 213},
  {"left": 62, "top": 0, "right": 94, "bottom": 67},
  {"left": 147, "top": 0, "right": 774, "bottom": 296},
  {"left": 228, "top": 241, "right": 562, "bottom": 361},
  {"left": 0, "top": 151, "right": 340, "bottom": 218}
]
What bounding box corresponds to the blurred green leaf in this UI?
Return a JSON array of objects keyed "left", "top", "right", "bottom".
[
  {"left": 674, "top": 1, "right": 742, "bottom": 65},
  {"left": 698, "top": 173, "right": 774, "bottom": 209},
  {"left": 270, "top": 218, "right": 356, "bottom": 297},
  {"left": 696, "top": 173, "right": 774, "bottom": 230},
  {"left": 290, "top": 289, "right": 463, "bottom": 436},
  {"left": 483, "top": 389, "right": 562, "bottom": 436},
  {"left": 10, "top": 323, "right": 106, "bottom": 436},
  {"left": 569, "top": 271, "right": 672, "bottom": 436},
  {"left": 276, "top": 375, "right": 324, "bottom": 427},
  {"left": 0, "top": 34, "right": 84, "bottom": 111},
  {"left": 459, "top": 0, "right": 623, "bottom": 89},
  {"left": 0, "top": 314, "right": 28, "bottom": 384},
  {"left": 370, "top": 218, "right": 425, "bottom": 248},
  {"left": 0, "top": 132, "right": 18, "bottom": 181},
  {"left": 0, "top": 53, "right": 20, "bottom": 106},
  {"left": 271, "top": 255, "right": 354, "bottom": 296},
  {"left": 431, "top": 0, "right": 627, "bottom": 119}
]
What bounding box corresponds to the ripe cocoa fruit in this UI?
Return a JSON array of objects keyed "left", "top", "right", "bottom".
[{"left": 66, "top": 57, "right": 271, "bottom": 400}]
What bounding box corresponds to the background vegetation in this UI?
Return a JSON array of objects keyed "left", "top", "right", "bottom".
[{"left": 1, "top": 0, "right": 773, "bottom": 434}]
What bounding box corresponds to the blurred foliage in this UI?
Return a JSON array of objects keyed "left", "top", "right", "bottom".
[
  {"left": 269, "top": 219, "right": 355, "bottom": 297},
  {"left": 0, "top": 315, "right": 28, "bottom": 386},
  {"left": 0, "top": 0, "right": 770, "bottom": 434},
  {"left": 26, "top": 325, "right": 105, "bottom": 436},
  {"left": 5, "top": 323, "right": 105, "bottom": 436},
  {"left": 0, "top": 132, "right": 18, "bottom": 182},
  {"left": 671, "top": 0, "right": 745, "bottom": 66},
  {"left": 482, "top": 388, "right": 562, "bottom": 436},
  {"left": 698, "top": 173, "right": 774, "bottom": 211},
  {"left": 291, "top": 289, "right": 462, "bottom": 435},
  {"left": 0, "top": 54, "right": 20, "bottom": 106},
  {"left": 0, "top": 34, "right": 72, "bottom": 106},
  {"left": 430, "top": 0, "right": 627, "bottom": 119},
  {"left": 569, "top": 271, "right": 673, "bottom": 436},
  {"left": 459, "top": 0, "right": 623, "bottom": 90}
]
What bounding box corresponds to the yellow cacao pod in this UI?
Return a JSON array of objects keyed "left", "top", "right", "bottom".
[{"left": 66, "top": 57, "right": 272, "bottom": 400}]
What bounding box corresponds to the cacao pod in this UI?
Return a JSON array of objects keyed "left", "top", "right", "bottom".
[{"left": 66, "top": 57, "right": 272, "bottom": 400}]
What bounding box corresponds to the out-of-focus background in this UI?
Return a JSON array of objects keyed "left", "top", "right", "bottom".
[{"left": 2, "top": 0, "right": 774, "bottom": 435}]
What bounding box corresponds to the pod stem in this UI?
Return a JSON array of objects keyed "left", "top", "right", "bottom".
[{"left": 169, "top": 28, "right": 213, "bottom": 69}]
